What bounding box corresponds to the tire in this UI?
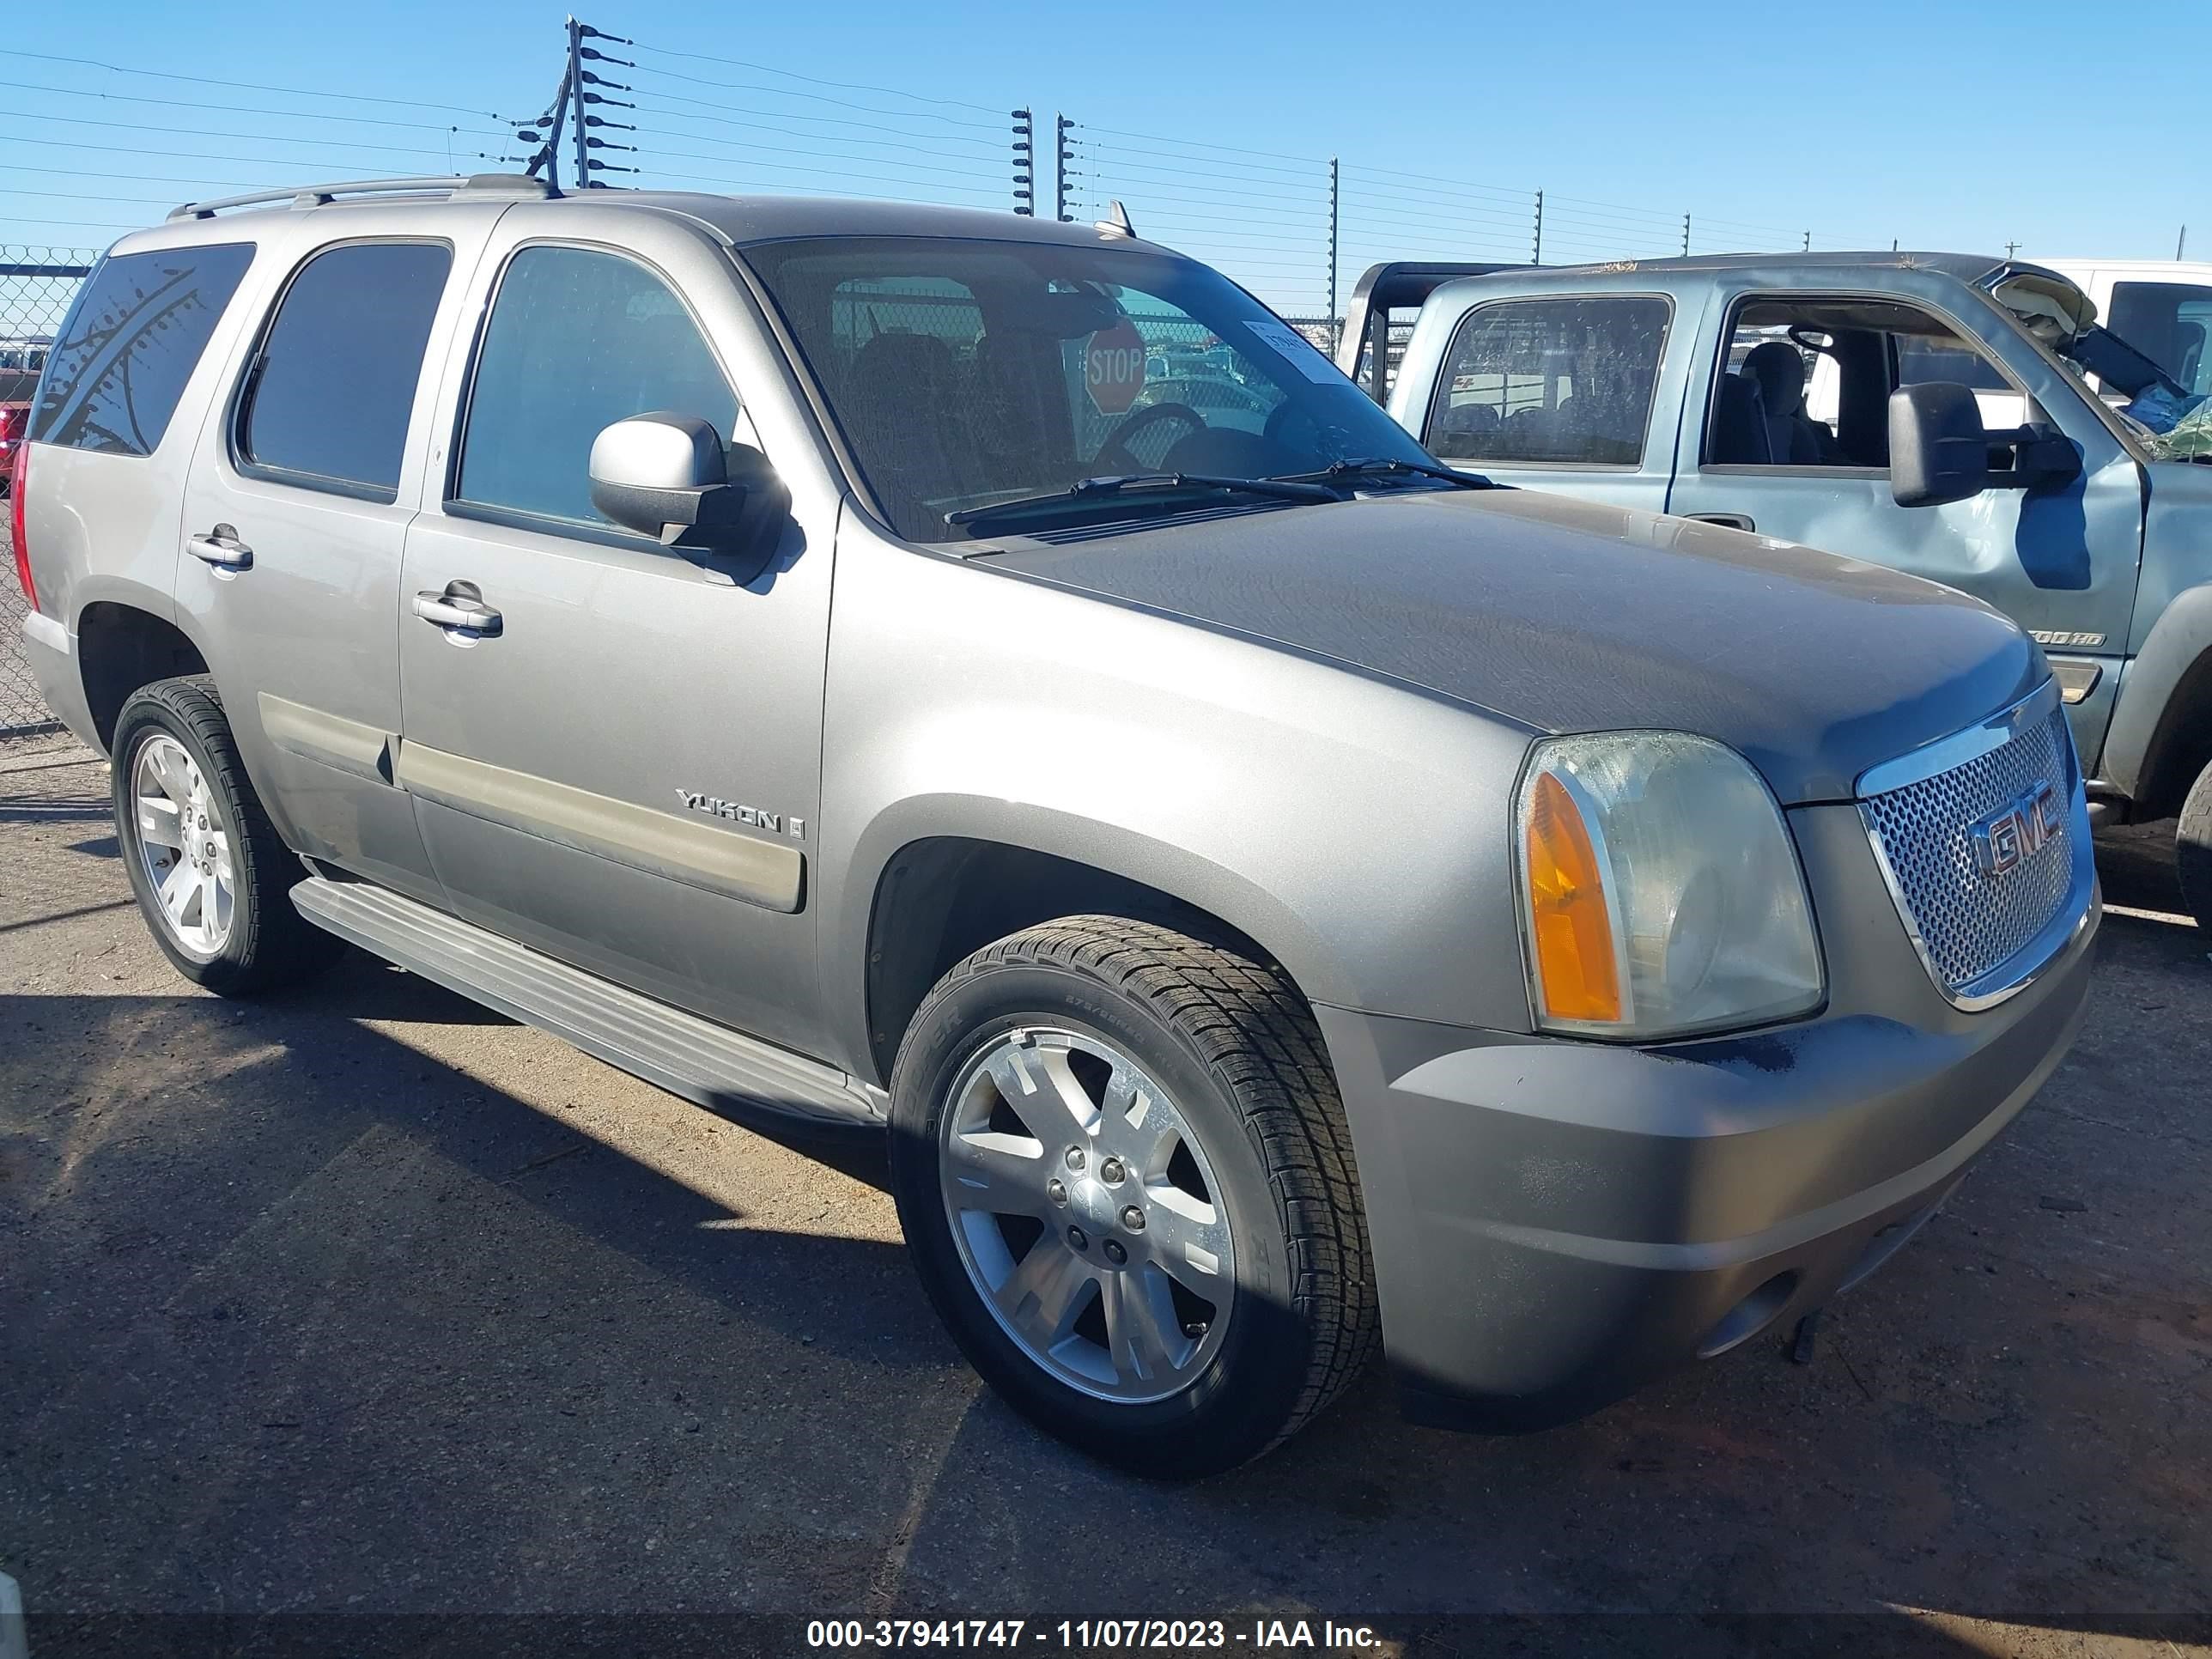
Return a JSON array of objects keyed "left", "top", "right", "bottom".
[
  {"left": 2179, "top": 758, "right": 2212, "bottom": 933},
  {"left": 887, "top": 915, "right": 1378, "bottom": 1478},
  {"left": 111, "top": 676, "right": 341, "bottom": 996}
]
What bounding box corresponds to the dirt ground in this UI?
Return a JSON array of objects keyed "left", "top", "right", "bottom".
[{"left": 2, "top": 729, "right": 2207, "bottom": 1658}]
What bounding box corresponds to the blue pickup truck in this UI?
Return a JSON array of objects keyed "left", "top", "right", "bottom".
[{"left": 1347, "top": 253, "right": 2212, "bottom": 929}]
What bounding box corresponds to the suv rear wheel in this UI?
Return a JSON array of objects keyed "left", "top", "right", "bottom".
[
  {"left": 2178, "top": 759, "right": 2212, "bottom": 933},
  {"left": 888, "top": 916, "right": 1377, "bottom": 1477},
  {"left": 112, "top": 677, "right": 340, "bottom": 995}
]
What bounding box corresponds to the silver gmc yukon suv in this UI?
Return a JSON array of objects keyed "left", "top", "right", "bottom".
[{"left": 9, "top": 177, "right": 2099, "bottom": 1476}]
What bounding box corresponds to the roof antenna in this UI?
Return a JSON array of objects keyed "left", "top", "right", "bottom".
[{"left": 1095, "top": 199, "right": 1135, "bottom": 240}]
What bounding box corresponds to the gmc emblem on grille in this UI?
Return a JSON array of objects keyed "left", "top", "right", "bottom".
[{"left": 1970, "top": 781, "right": 2064, "bottom": 878}]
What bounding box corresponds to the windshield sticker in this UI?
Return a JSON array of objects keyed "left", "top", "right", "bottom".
[
  {"left": 1084, "top": 318, "right": 1148, "bottom": 415},
  {"left": 1244, "top": 318, "right": 1340, "bottom": 384}
]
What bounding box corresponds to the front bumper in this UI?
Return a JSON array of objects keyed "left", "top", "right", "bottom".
[{"left": 1316, "top": 800, "right": 2100, "bottom": 1432}]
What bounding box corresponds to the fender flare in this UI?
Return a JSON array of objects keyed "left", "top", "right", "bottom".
[
  {"left": 2100, "top": 583, "right": 2212, "bottom": 808},
  {"left": 830, "top": 792, "right": 1356, "bottom": 1082}
]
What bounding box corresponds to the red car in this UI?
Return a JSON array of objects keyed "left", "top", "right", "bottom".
[
  {"left": 0, "top": 368, "right": 33, "bottom": 495},
  {"left": 0, "top": 403, "right": 27, "bottom": 494}
]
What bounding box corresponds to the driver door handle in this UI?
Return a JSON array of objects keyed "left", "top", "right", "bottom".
[
  {"left": 413, "top": 588, "right": 503, "bottom": 635},
  {"left": 1682, "top": 513, "right": 1756, "bottom": 533},
  {"left": 186, "top": 526, "right": 253, "bottom": 569}
]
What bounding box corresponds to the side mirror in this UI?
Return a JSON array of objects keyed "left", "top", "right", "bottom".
[
  {"left": 1888, "top": 382, "right": 1989, "bottom": 508},
  {"left": 588, "top": 412, "right": 791, "bottom": 580}
]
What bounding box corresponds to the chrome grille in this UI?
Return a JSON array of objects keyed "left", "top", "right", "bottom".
[{"left": 1859, "top": 705, "right": 2081, "bottom": 997}]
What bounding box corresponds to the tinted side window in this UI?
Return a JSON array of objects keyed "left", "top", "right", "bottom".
[
  {"left": 240, "top": 241, "right": 453, "bottom": 497},
  {"left": 456, "top": 246, "right": 738, "bottom": 529},
  {"left": 1427, "top": 297, "right": 1670, "bottom": 466},
  {"left": 30, "top": 243, "right": 254, "bottom": 454}
]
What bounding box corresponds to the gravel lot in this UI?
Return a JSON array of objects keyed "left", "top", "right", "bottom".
[{"left": 2, "top": 729, "right": 2207, "bottom": 1657}]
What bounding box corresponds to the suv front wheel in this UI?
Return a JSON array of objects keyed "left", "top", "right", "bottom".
[
  {"left": 112, "top": 677, "right": 340, "bottom": 995},
  {"left": 888, "top": 916, "right": 1377, "bottom": 1477}
]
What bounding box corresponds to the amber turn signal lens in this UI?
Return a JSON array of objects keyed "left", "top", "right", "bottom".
[{"left": 1523, "top": 769, "right": 1622, "bottom": 1024}]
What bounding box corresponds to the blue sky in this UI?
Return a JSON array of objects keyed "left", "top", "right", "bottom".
[{"left": 3, "top": 0, "right": 2205, "bottom": 316}]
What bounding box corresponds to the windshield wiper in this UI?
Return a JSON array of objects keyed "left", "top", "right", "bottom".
[
  {"left": 945, "top": 472, "right": 1338, "bottom": 531},
  {"left": 1272, "top": 456, "right": 1495, "bottom": 490}
]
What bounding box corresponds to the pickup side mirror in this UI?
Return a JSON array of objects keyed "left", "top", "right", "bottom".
[
  {"left": 588, "top": 412, "right": 791, "bottom": 581},
  {"left": 1888, "top": 382, "right": 1989, "bottom": 508}
]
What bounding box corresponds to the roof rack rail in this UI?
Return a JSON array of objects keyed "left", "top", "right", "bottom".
[{"left": 168, "top": 173, "right": 556, "bottom": 222}]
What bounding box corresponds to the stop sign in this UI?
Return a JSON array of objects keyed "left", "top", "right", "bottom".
[{"left": 1083, "top": 319, "right": 1147, "bottom": 416}]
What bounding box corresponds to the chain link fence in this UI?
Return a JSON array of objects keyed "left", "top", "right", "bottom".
[{"left": 3, "top": 247, "right": 94, "bottom": 738}]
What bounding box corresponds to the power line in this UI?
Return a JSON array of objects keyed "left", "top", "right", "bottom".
[
  {"left": 636, "top": 144, "right": 1004, "bottom": 191},
  {"left": 0, "top": 46, "right": 507, "bottom": 120},
  {"left": 2, "top": 78, "right": 509, "bottom": 139},
  {"left": 626, "top": 38, "right": 1000, "bottom": 116},
  {"left": 1079, "top": 122, "right": 1324, "bottom": 167},
  {"left": 623, "top": 60, "right": 1002, "bottom": 132},
  {"left": 627, "top": 113, "right": 1001, "bottom": 179},
  {"left": 0, "top": 115, "right": 500, "bottom": 168},
  {"left": 632, "top": 95, "right": 1006, "bottom": 155},
  {"left": 0, "top": 161, "right": 270, "bottom": 189}
]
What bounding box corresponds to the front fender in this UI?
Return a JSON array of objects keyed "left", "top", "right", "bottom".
[
  {"left": 811, "top": 528, "right": 1540, "bottom": 1082},
  {"left": 2100, "top": 580, "right": 2212, "bottom": 808}
]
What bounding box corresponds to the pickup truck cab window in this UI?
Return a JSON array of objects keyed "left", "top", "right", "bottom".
[
  {"left": 1707, "top": 294, "right": 2034, "bottom": 469},
  {"left": 1706, "top": 296, "right": 2032, "bottom": 471},
  {"left": 453, "top": 244, "right": 739, "bottom": 533},
  {"left": 743, "top": 234, "right": 1429, "bottom": 544},
  {"left": 1425, "top": 295, "right": 1671, "bottom": 468},
  {"left": 236, "top": 240, "right": 454, "bottom": 501}
]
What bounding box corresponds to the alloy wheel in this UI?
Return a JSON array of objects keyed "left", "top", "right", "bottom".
[
  {"left": 937, "top": 1025, "right": 1236, "bottom": 1404},
  {"left": 130, "top": 733, "right": 235, "bottom": 959}
]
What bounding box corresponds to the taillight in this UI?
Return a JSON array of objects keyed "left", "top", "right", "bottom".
[{"left": 8, "top": 440, "right": 30, "bottom": 613}]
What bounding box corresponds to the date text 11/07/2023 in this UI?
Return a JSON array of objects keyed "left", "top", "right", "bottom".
[{"left": 805, "top": 1619, "right": 1385, "bottom": 1650}]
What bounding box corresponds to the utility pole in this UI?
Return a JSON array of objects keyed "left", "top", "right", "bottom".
[
  {"left": 1012, "top": 109, "right": 1034, "bottom": 216},
  {"left": 1054, "top": 114, "right": 1076, "bottom": 222},
  {"left": 2181, "top": 225, "right": 2191, "bottom": 260},
  {"left": 1327, "top": 157, "right": 1340, "bottom": 334},
  {"left": 1680, "top": 213, "right": 1691, "bottom": 257},
  {"left": 540, "top": 76, "right": 568, "bottom": 191},
  {"left": 1531, "top": 191, "right": 1542, "bottom": 264},
  {"left": 2005, "top": 240, "right": 2021, "bottom": 260},
  {"left": 1802, "top": 230, "right": 1810, "bottom": 252},
  {"left": 567, "top": 17, "right": 587, "bottom": 191}
]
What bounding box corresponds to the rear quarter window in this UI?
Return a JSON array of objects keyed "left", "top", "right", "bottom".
[
  {"left": 30, "top": 243, "right": 255, "bottom": 455},
  {"left": 1426, "top": 295, "right": 1671, "bottom": 467}
]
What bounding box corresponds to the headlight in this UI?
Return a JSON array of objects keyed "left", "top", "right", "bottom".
[{"left": 1514, "top": 731, "right": 1823, "bottom": 1039}]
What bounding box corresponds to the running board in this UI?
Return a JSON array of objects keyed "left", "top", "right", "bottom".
[{"left": 290, "top": 877, "right": 885, "bottom": 1128}]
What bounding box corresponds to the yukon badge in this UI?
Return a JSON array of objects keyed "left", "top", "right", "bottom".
[
  {"left": 678, "top": 790, "right": 805, "bottom": 841},
  {"left": 1969, "top": 781, "right": 2063, "bottom": 878}
]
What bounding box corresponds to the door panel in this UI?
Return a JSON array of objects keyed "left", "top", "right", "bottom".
[
  {"left": 175, "top": 210, "right": 498, "bottom": 903},
  {"left": 397, "top": 216, "right": 835, "bottom": 1055}
]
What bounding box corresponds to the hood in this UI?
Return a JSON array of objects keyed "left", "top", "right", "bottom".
[{"left": 980, "top": 489, "right": 2044, "bottom": 804}]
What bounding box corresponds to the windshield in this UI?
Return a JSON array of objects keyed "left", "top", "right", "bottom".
[{"left": 742, "top": 235, "right": 1432, "bottom": 541}]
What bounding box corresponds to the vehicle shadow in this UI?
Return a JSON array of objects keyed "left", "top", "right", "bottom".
[{"left": 1, "top": 859, "right": 2203, "bottom": 1645}]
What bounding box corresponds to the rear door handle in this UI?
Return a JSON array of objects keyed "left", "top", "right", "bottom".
[
  {"left": 413, "top": 586, "right": 503, "bottom": 636},
  {"left": 186, "top": 526, "right": 253, "bottom": 569},
  {"left": 1682, "top": 513, "right": 1756, "bottom": 533}
]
